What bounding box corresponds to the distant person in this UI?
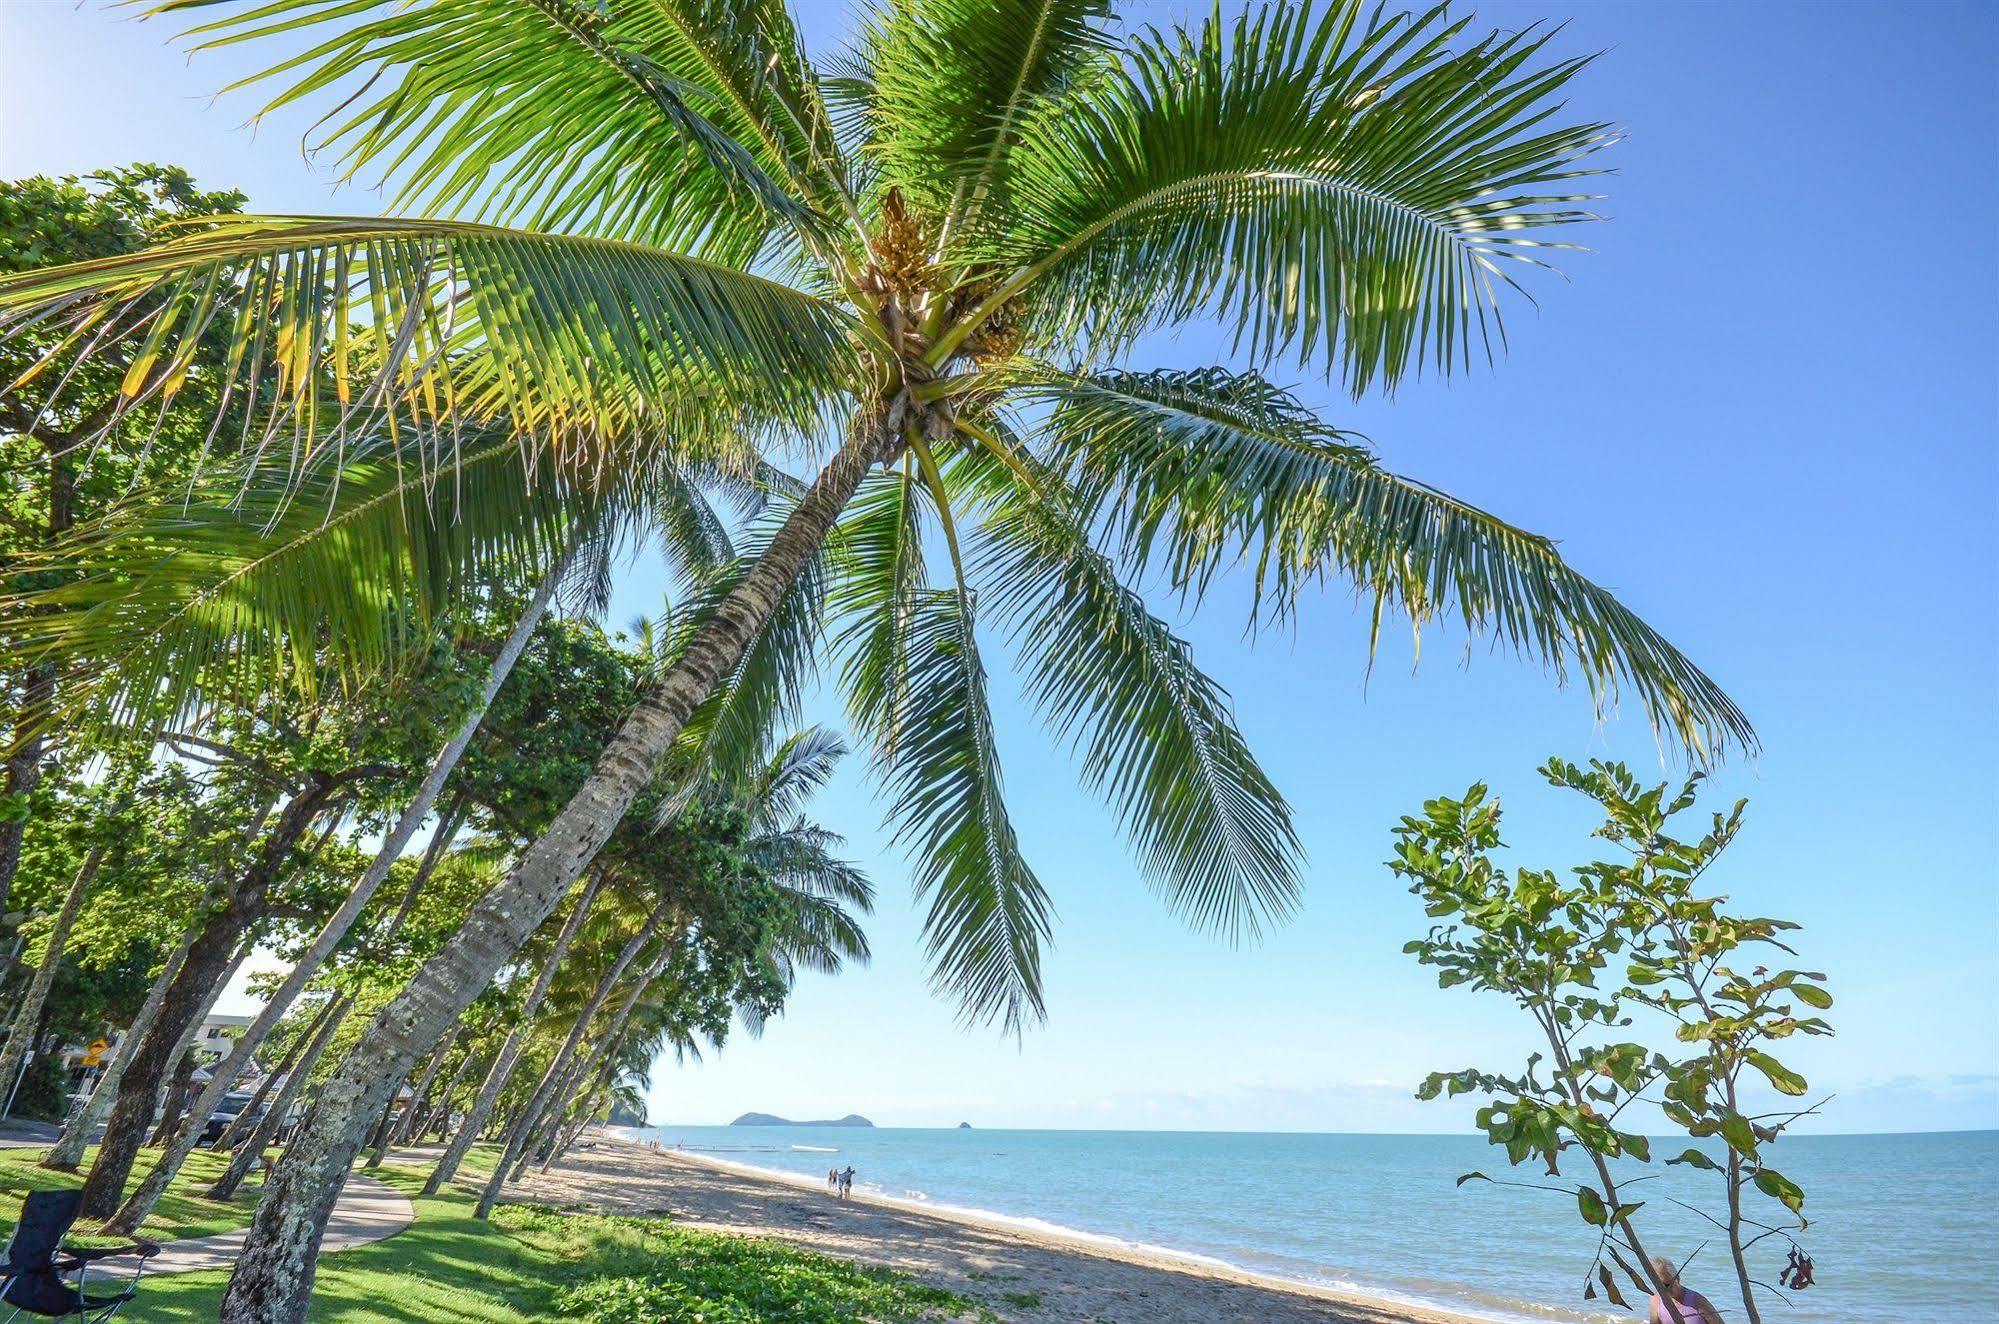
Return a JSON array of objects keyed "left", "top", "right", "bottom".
[
  {"left": 827, "top": 1168, "right": 839, "bottom": 1192},
  {"left": 1649, "top": 1256, "right": 1725, "bottom": 1324},
  {"left": 839, "top": 1166, "right": 855, "bottom": 1199}
]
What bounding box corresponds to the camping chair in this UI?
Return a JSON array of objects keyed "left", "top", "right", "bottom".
[{"left": 0, "top": 1191, "right": 158, "bottom": 1322}]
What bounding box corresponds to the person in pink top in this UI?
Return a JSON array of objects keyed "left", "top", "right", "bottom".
[{"left": 1648, "top": 1255, "right": 1726, "bottom": 1323}]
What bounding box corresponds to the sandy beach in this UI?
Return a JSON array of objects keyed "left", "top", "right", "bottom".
[{"left": 511, "top": 1131, "right": 1479, "bottom": 1324}]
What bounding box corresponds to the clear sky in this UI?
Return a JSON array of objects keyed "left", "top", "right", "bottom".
[{"left": 4, "top": 1, "right": 1993, "bottom": 1134}]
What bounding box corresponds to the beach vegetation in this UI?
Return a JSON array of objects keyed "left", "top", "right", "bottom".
[
  {"left": 0, "top": 0, "right": 1760, "bottom": 1313},
  {"left": 1397, "top": 759, "right": 1830, "bottom": 1321},
  {"left": 118, "top": 1167, "right": 979, "bottom": 1323}
]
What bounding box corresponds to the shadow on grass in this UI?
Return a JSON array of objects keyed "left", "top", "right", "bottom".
[{"left": 0, "top": 1145, "right": 260, "bottom": 1242}]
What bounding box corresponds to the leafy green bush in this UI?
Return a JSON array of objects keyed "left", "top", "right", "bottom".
[{"left": 495, "top": 1205, "right": 970, "bottom": 1322}]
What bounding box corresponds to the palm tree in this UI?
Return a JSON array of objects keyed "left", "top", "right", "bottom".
[{"left": 0, "top": 2, "right": 1755, "bottom": 1313}]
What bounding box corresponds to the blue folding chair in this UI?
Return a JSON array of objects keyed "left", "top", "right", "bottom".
[{"left": 0, "top": 1191, "right": 158, "bottom": 1322}]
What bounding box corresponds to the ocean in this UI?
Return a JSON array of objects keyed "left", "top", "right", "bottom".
[{"left": 621, "top": 1125, "right": 1994, "bottom": 1322}]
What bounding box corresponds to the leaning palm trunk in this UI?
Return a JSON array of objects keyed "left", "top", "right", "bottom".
[
  {"left": 219, "top": 417, "right": 890, "bottom": 1322},
  {"left": 0, "top": 839, "right": 110, "bottom": 1108},
  {"left": 407, "top": 1038, "right": 485, "bottom": 1147},
  {"left": 205, "top": 993, "right": 354, "bottom": 1203},
  {"left": 474, "top": 907, "right": 670, "bottom": 1219},
  {"left": 77, "top": 929, "right": 250, "bottom": 1218},
  {"left": 107, "top": 559, "right": 566, "bottom": 1233},
  {"left": 80, "top": 775, "right": 335, "bottom": 1219},
  {"left": 512, "top": 1052, "right": 593, "bottom": 1181},
  {"left": 368, "top": 1019, "right": 461, "bottom": 1167},
  {"left": 211, "top": 991, "right": 345, "bottom": 1154},
  {"left": 42, "top": 931, "right": 194, "bottom": 1172},
  {"left": 535, "top": 951, "right": 666, "bottom": 1177},
  {"left": 424, "top": 868, "right": 606, "bottom": 1194}
]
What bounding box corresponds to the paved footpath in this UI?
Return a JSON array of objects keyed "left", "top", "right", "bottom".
[
  {"left": 140, "top": 1174, "right": 414, "bottom": 1276},
  {"left": 2, "top": 1143, "right": 415, "bottom": 1277}
]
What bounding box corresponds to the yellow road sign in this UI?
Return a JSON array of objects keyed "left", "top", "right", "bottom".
[{"left": 79, "top": 1038, "right": 110, "bottom": 1067}]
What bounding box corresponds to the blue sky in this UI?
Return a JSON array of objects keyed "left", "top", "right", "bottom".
[{"left": 4, "top": 1, "right": 1993, "bottom": 1134}]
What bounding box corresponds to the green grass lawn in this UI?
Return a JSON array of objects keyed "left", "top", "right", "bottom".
[
  {"left": 0, "top": 1144, "right": 263, "bottom": 1242},
  {"left": 120, "top": 1166, "right": 981, "bottom": 1323}
]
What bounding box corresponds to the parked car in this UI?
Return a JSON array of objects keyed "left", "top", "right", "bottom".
[{"left": 200, "top": 1090, "right": 262, "bottom": 1145}]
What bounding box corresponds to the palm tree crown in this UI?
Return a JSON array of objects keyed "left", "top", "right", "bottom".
[{"left": 0, "top": 0, "right": 1752, "bottom": 1035}]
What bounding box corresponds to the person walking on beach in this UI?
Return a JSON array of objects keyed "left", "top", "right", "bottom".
[
  {"left": 839, "top": 1166, "right": 855, "bottom": 1199},
  {"left": 1648, "top": 1256, "right": 1725, "bottom": 1324},
  {"left": 827, "top": 1168, "right": 838, "bottom": 1192}
]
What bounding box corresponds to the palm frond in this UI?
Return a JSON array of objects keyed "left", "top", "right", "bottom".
[
  {"left": 954, "top": 427, "right": 1301, "bottom": 940},
  {"left": 1022, "top": 365, "right": 1755, "bottom": 761},
  {"left": 943, "top": 0, "right": 1611, "bottom": 391},
  {"left": 882, "top": 588, "right": 1052, "bottom": 1033},
  {"left": 769, "top": 887, "right": 872, "bottom": 973},
  {"left": 0, "top": 215, "right": 853, "bottom": 475},
  {"left": 150, "top": 0, "right": 827, "bottom": 257},
  {"left": 752, "top": 819, "right": 874, "bottom": 914},
  {"left": 854, "top": 0, "right": 1114, "bottom": 224},
  {"left": 829, "top": 466, "right": 929, "bottom": 764},
  {"left": 0, "top": 428, "right": 589, "bottom": 735},
  {"left": 734, "top": 727, "right": 849, "bottom": 831}
]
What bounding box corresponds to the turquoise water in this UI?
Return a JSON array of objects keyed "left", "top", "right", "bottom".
[{"left": 624, "top": 1125, "right": 1994, "bottom": 1322}]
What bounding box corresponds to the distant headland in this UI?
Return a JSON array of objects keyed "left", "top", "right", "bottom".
[{"left": 729, "top": 1112, "right": 874, "bottom": 1128}]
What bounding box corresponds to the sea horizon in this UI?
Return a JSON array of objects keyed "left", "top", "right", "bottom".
[
  {"left": 623, "top": 1123, "right": 1995, "bottom": 1324},
  {"left": 662, "top": 1120, "right": 1999, "bottom": 1139}
]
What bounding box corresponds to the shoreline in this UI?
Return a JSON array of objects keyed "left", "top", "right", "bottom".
[{"left": 518, "top": 1129, "right": 1538, "bottom": 1324}]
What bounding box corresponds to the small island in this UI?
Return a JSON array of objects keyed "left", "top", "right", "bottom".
[
  {"left": 957, "top": 1122, "right": 972, "bottom": 1129},
  {"left": 729, "top": 1112, "right": 874, "bottom": 1128}
]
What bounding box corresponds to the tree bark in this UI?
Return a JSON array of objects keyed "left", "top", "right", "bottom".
[
  {"left": 211, "top": 991, "right": 343, "bottom": 1154},
  {"left": 41, "top": 931, "right": 194, "bottom": 1173},
  {"left": 534, "top": 943, "right": 669, "bottom": 1177},
  {"left": 411, "top": 1042, "right": 480, "bottom": 1147},
  {"left": 205, "top": 993, "right": 353, "bottom": 1203},
  {"left": 0, "top": 663, "right": 51, "bottom": 923},
  {"left": 379, "top": 1019, "right": 460, "bottom": 1158},
  {"left": 109, "top": 561, "right": 562, "bottom": 1233},
  {"left": 0, "top": 839, "right": 109, "bottom": 1107},
  {"left": 74, "top": 929, "right": 251, "bottom": 1217},
  {"left": 217, "top": 417, "right": 893, "bottom": 1323},
  {"left": 474, "top": 908, "right": 669, "bottom": 1218},
  {"left": 148, "top": 1050, "right": 199, "bottom": 1147},
  {"left": 423, "top": 868, "right": 606, "bottom": 1194},
  {"left": 80, "top": 775, "right": 336, "bottom": 1220}
]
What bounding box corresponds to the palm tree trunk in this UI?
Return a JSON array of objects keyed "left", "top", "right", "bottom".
[
  {"left": 511, "top": 1053, "right": 593, "bottom": 1181},
  {"left": 550, "top": 1092, "right": 602, "bottom": 1166},
  {"left": 77, "top": 927, "right": 253, "bottom": 1219},
  {"left": 148, "top": 1049, "right": 199, "bottom": 1147},
  {"left": 423, "top": 868, "right": 606, "bottom": 1194},
  {"left": 108, "top": 560, "right": 564, "bottom": 1234},
  {"left": 220, "top": 418, "right": 891, "bottom": 1323},
  {"left": 211, "top": 992, "right": 343, "bottom": 1153},
  {"left": 0, "top": 662, "right": 54, "bottom": 924},
  {"left": 0, "top": 839, "right": 110, "bottom": 1106},
  {"left": 535, "top": 948, "right": 667, "bottom": 1176},
  {"left": 380, "top": 1019, "right": 461, "bottom": 1155},
  {"left": 205, "top": 993, "right": 353, "bottom": 1203},
  {"left": 41, "top": 931, "right": 194, "bottom": 1172},
  {"left": 82, "top": 770, "right": 338, "bottom": 1218},
  {"left": 474, "top": 908, "right": 669, "bottom": 1218},
  {"left": 404, "top": 1036, "right": 481, "bottom": 1148}
]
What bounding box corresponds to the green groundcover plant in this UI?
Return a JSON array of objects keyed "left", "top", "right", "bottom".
[{"left": 500, "top": 1206, "right": 973, "bottom": 1323}]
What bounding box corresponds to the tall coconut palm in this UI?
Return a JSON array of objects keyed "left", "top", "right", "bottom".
[{"left": 0, "top": 2, "right": 1755, "bottom": 1314}]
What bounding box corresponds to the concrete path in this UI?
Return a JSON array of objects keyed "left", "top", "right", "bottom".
[{"left": 143, "top": 1173, "right": 413, "bottom": 1275}]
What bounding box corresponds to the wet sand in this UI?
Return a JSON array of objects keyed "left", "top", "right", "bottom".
[{"left": 511, "top": 1131, "right": 1482, "bottom": 1324}]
